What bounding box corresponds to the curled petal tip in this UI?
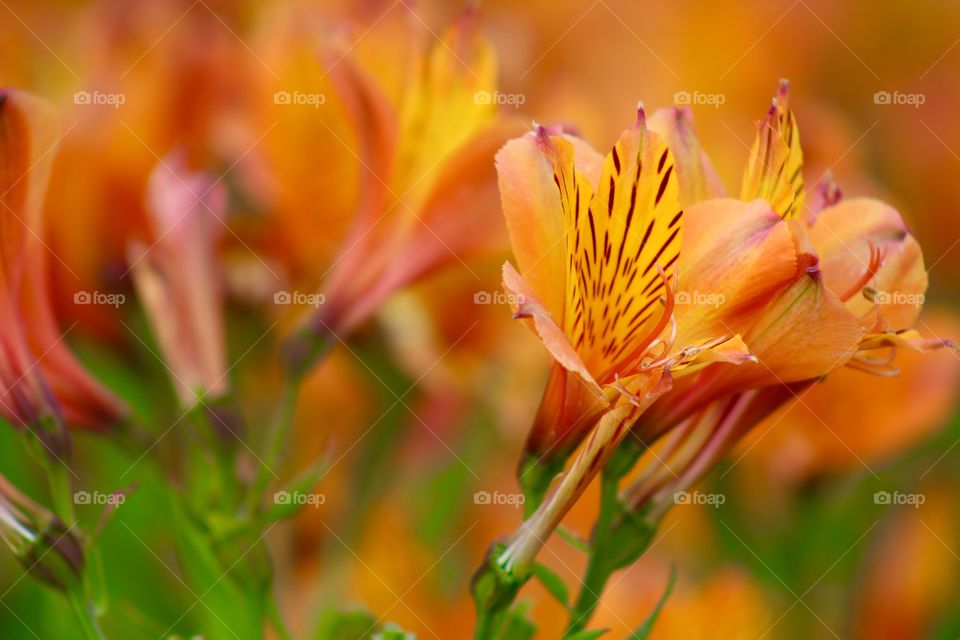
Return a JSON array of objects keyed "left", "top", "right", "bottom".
[
  {"left": 534, "top": 124, "right": 561, "bottom": 156},
  {"left": 775, "top": 79, "right": 791, "bottom": 110},
  {"left": 798, "top": 251, "right": 820, "bottom": 275},
  {"left": 635, "top": 102, "right": 647, "bottom": 127}
]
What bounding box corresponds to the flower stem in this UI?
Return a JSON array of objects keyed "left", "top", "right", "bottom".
[
  {"left": 565, "top": 472, "right": 619, "bottom": 635},
  {"left": 68, "top": 589, "right": 105, "bottom": 640},
  {"left": 267, "top": 592, "right": 295, "bottom": 640},
  {"left": 245, "top": 377, "right": 299, "bottom": 514}
]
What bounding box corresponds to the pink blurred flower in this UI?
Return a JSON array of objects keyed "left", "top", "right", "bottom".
[{"left": 129, "top": 154, "right": 229, "bottom": 410}]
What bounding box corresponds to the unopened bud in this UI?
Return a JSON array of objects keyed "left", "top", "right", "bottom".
[{"left": 0, "top": 475, "right": 84, "bottom": 591}]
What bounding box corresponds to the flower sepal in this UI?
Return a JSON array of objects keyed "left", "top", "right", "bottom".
[{"left": 471, "top": 541, "right": 531, "bottom": 640}]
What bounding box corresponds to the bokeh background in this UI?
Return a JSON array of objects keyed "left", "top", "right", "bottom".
[{"left": 1, "top": 0, "right": 959, "bottom": 638}]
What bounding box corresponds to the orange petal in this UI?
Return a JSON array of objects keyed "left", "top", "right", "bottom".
[
  {"left": 675, "top": 198, "right": 799, "bottom": 347},
  {"left": 2, "top": 89, "right": 126, "bottom": 432},
  {"left": 496, "top": 128, "right": 604, "bottom": 320},
  {"left": 648, "top": 106, "right": 726, "bottom": 206},
  {"left": 809, "top": 197, "right": 927, "bottom": 329},
  {"left": 502, "top": 261, "right": 603, "bottom": 399},
  {"left": 715, "top": 270, "right": 864, "bottom": 391}
]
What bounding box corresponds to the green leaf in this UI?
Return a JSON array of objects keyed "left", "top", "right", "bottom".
[
  {"left": 555, "top": 526, "right": 591, "bottom": 553},
  {"left": 532, "top": 562, "right": 569, "bottom": 609},
  {"left": 564, "top": 630, "right": 608, "bottom": 640},
  {"left": 631, "top": 565, "right": 676, "bottom": 639},
  {"left": 494, "top": 602, "right": 537, "bottom": 640},
  {"left": 169, "top": 496, "right": 266, "bottom": 640},
  {"left": 261, "top": 454, "right": 331, "bottom": 523}
]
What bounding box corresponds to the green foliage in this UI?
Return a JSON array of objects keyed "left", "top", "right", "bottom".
[
  {"left": 631, "top": 565, "right": 676, "bottom": 639},
  {"left": 532, "top": 562, "right": 569, "bottom": 609}
]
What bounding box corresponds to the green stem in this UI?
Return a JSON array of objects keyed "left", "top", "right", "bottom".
[
  {"left": 48, "top": 462, "right": 76, "bottom": 524},
  {"left": 68, "top": 590, "right": 106, "bottom": 640},
  {"left": 244, "top": 378, "right": 299, "bottom": 515},
  {"left": 267, "top": 593, "right": 295, "bottom": 640},
  {"left": 565, "top": 472, "right": 619, "bottom": 636},
  {"left": 473, "top": 608, "right": 503, "bottom": 640}
]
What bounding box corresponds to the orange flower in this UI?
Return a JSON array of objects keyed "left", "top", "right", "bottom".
[
  {"left": 489, "top": 80, "right": 950, "bottom": 583},
  {"left": 490, "top": 110, "right": 847, "bottom": 578},
  {"left": 500, "top": 108, "right": 862, "bottom": 509},
  {"left": 280, "top": 7, "right": 525, "bottom": 376},
  {"left": 0, "top": 89, "right": 126, "bottom": 454},
  {"left": 129, "top": 154, "right": 229, "bottom": 410}
]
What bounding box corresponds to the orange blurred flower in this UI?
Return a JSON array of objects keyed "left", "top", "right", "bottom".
[
  {"left": 0, "top": 89, "right": 126, "bottom": 453},
  {"left": 280, "top": 7, "right": 525, "bottom": 376}
]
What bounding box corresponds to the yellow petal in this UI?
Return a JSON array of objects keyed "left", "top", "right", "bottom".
[
  {"left": 740, "top": 80, "right": 804, "bottom": 220},
  {"left": 540, "top": 113, "right": 684, "bottom": 381}
]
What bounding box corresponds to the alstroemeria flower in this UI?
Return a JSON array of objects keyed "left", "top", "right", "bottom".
[
  {"left": 491, "top": 111, "right": 815, "bottom": 575},
  {"left": 505, "top": 113, "right": 862, "bottom": 505},
  {"left": 129, "top": 155, "right": 229, "bottom": 410},
  {"left": 489, "top": 81, "right": 944, "bottom": 583},
  {"left": 0, "top": 89, "right": 126, "bottom": 453},
  {"left": 281, "top": 7, "right": 525, "bottom": 376}
]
